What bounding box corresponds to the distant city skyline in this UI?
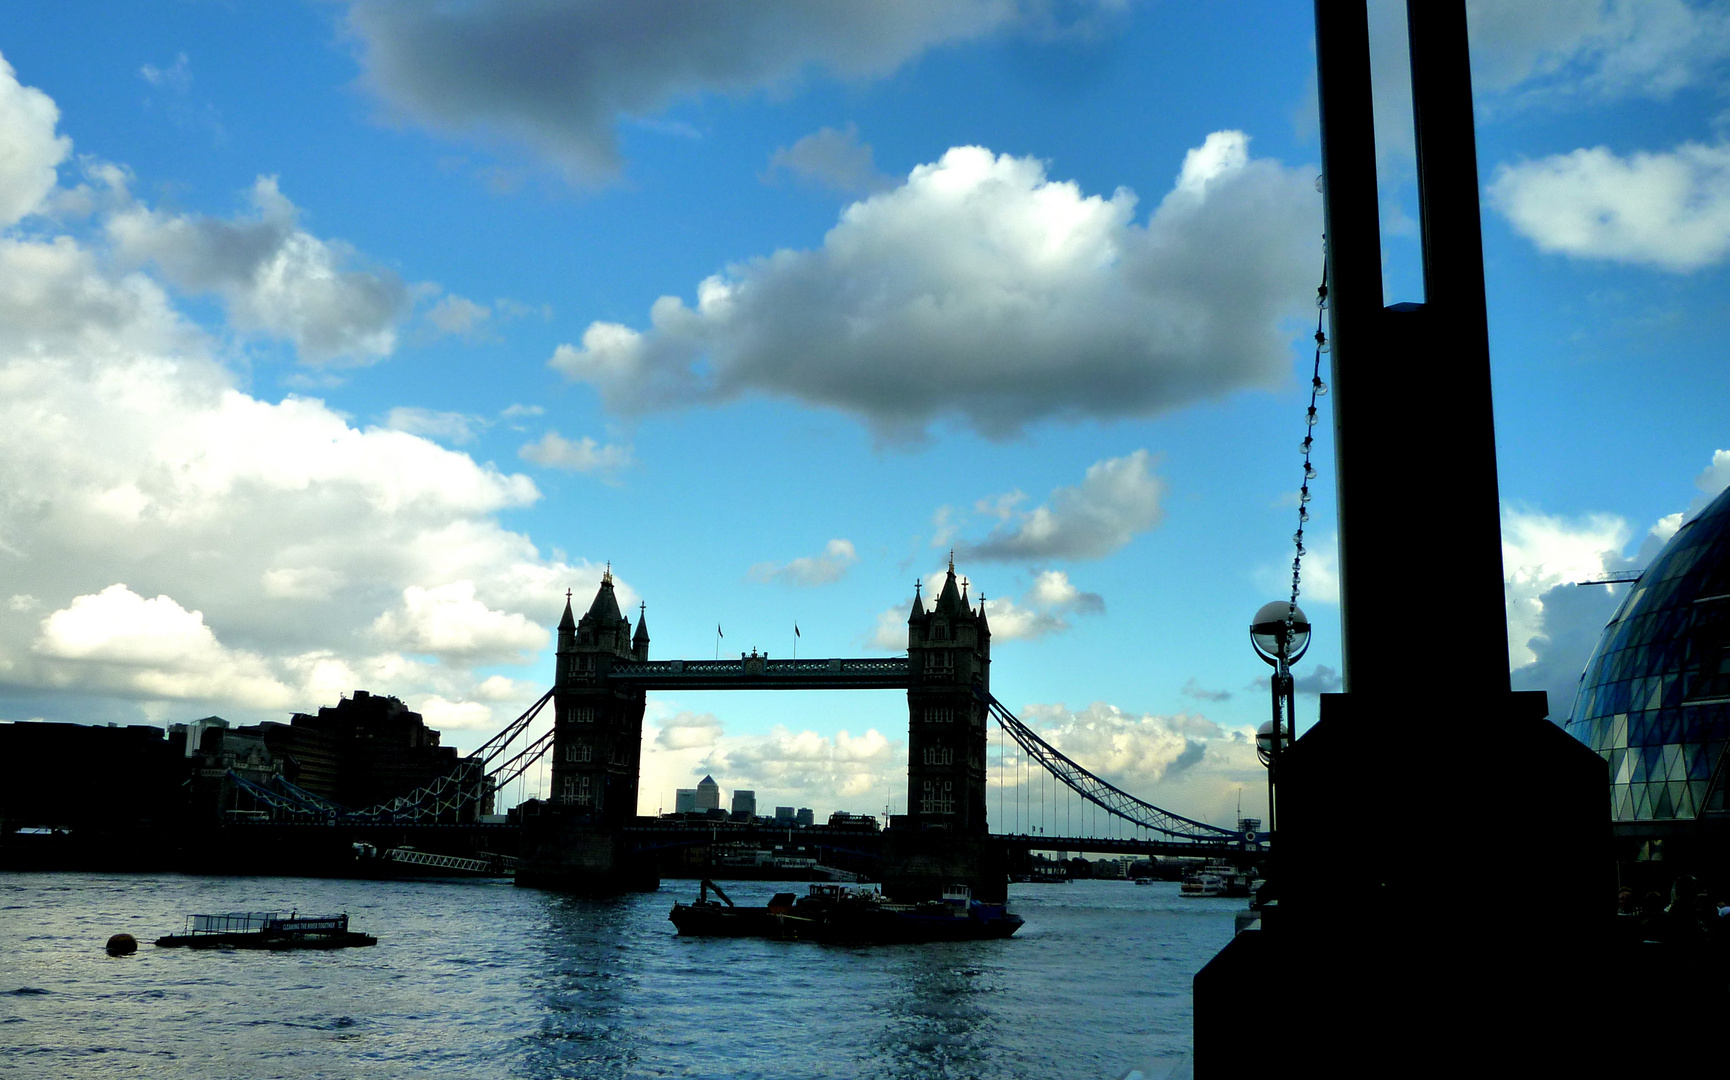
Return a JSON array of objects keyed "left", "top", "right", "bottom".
[{"left": 2, "top": 3, "right": 1728, "bottom": 828}]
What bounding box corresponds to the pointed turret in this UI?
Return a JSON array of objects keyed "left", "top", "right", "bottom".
[
  {"left": 907, "top": 579, "right": 927, "bottom": 623},
  {"left": 586, "top": 567, "right": 624, "bottom": 624},
  {"left": 977, "top": 595, "right": 990, "bottom": 635},
  {"left": 633, "top": 603, "right": 650, "bottom": 661},
  {"left": 559, "top": 591, "right": 576, "bottom": 632},
  {"left": 934, "top": 561, "right": 965, "bottom": 616}
]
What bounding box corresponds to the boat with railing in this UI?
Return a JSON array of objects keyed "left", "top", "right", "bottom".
[{"left": 154, "top": 911, "right": 377, "bottom": 950}]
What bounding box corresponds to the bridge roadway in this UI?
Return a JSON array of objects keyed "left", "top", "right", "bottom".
[
  {"left": 619, "top": 820, "right": 1251, "bottom": 861},
  {"left": 603, "top": 656, "right": 912, "bottom": 690}
]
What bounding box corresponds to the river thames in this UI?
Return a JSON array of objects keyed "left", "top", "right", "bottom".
[{"left": 1, "top": 873, "right": 1233, "bottom": 1079}]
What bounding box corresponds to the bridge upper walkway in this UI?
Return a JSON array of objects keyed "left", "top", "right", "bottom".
[{"left": 602, "top": 656, "right": 912, "bottom": 690}]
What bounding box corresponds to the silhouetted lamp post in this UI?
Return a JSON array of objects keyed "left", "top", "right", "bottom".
[{"left": 1251, "top": 601, "right": 1309, "bottom": 834}]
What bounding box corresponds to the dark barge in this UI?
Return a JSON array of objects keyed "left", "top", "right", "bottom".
[{"left": 670, "top": 882, "right": 1022, "bottom": 944}]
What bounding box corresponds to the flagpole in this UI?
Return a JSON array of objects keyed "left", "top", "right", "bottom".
[
  {"left": 715, "top": 623, "right": 722, "bottom": 661},
  {"left": 793, "top": 622, "right": 799, "bottom": 660}
]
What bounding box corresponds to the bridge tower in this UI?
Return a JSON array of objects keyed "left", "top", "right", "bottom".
[
  {"left": 549, "top": 570, "right": 647, "bottom": 825},
  {"left": 519, "top": 570, "right": 656, "bottom": 893},
  {"left": 885, "top": 558, "right": 1006, "bottom": 902},
  {"left": 905, "top": 558, "right": 991, "bottom": 833}
]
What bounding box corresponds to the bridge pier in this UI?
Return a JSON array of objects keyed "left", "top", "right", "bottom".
[
  {"left": 516, "top": 806, "right": 658, "bottom": 894},
  {"left": 880, "top": 830, "right": 1008, "bottom": 903}
]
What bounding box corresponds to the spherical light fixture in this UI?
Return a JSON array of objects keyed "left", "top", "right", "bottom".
[{"left": 1250, "top": 601, "right": 1311, "bottom": 667}]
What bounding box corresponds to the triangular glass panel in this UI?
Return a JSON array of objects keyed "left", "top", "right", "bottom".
[
  {"left": 1676, "top": 784, "right": 1697, "bottom": 819},
  {"left": 1660, "top": 711, "right": 1681, "bottom": 744},
  {"left": 1629, "top": 752, "right": 1648, "bottom": 784},
  {"left": 1616, "top": 786, "right": 1634, "bottom": 821},
  {"left": 1685, "top": 743, "right": 1706, "bottom": 780},
  {"left": 1653, "top": 786, "right": 1675, "bottom": 819},
  {"left": 1611, "top": 713, "right": 1629, "bottom": 746},
  {"left": 1647, "top": 679, "right": 1665, "bottom": 711},
  {"left": 1663, "top": 743, "right": 1684, "bottom": 781},
  {"left": 1613, "top": 748, "right": 1631, "bottom": 785}
]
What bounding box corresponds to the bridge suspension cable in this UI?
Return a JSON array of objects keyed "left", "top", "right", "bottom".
[{"left": 979, "top": 689, "right": 1238, "bottom": 842}]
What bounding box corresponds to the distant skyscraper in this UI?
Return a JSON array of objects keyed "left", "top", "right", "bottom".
[
  {"left": 731, "top": 789, "right": 756, "bottom": 816},
  {"left": 696, "top": 774, "right": 721, "bottom": 811},
  {"left": 775, "top": 806, "right": 795, "bottom": 822},
  {"left": 796, "top": 807, "right": 814, "bottom": 827},
  {"left": 675, "top": 789, "right": 697, "bottom": 814}
]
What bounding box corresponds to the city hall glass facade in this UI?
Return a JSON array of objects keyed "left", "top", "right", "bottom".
[{"left": 1566, "top": 484, "right": 1730, "bottom": 822}]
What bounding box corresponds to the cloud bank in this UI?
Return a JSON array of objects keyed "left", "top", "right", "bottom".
[
  {"left": 342, "top": 0, "right": 1095, "bottom": 182},
  {"left": 0, "top": 54, "right": 609, "bottom": 736}
]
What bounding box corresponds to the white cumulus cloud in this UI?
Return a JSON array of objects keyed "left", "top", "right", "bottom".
[
  {"left": 764, "top": 123, "right": 892, "bottom": 194},
  {"left": 33, "top": 585, "right": 295, "bottom": 708},
  {"left": 0, "top": 53, "right": 70, "bottom": 227},
  {"left": 550, "top": 134, "right": 1319, "bottom": 439},
  {"left": 517, "top": 430, "right": 634, "bottom": 477},
  {"left": 1488, "top": 141, "right": 1730, "bottom": 271},
  {"left": 960, "top": 450, "right": 1164, "bottom": 561},
  {"left": 385, "top": 406, "right": 487, "bottom": 445},
  {"left": 654, "top": 710, "right": 725, "bottom": 751},
  {"left": 749, "top": 539, "right": 858, "bottom": 586},
  {"left": 371, "top": 581, "right": 548, "bottom": 662},
  {"left": 107, "top": 176, "right": 415, "bottom": 363}
]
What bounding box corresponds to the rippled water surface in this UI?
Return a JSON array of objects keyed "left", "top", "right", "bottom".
[{"left": 0, "top": 873, "right": 1235, "bottom": 1079}]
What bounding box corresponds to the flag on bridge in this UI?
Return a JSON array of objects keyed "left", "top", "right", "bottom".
[
  {"left": 794, "top": 623, "right": 800, "bottom": 637},
  {"left": 717, "top": 624, "right": 723, "bottom": 637}
]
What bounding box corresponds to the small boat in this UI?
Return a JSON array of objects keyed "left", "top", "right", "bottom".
[
  {"left": 1134, "top": 877, "right": 1155, "bottom": 887},
  {"left": 1181, "top": 860, "right": 1256, "bottom": 898},
  {"left": 154, "top": 912, "right": 376, "bottom": 950},
  {"left": 668, "top": 880, "right": 805, "bottom": 938}
]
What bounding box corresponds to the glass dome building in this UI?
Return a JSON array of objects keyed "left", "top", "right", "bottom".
[{"left": 1565, "top": 483, "right": 1730, "bottom": 825}]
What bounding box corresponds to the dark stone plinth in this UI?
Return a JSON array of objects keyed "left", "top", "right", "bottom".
[
  {"left": 516, "top": 812, "right": 658, "bottom": 895},
  {"left": 879, "top": 829, "right": 1007, "bottom": 903},
  {"left": 1193, "top": 691, "right": 1611, "bottom": 1075}
]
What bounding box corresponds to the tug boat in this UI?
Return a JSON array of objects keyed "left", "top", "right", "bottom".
[{"left": 154, "top": 912, "right": 376, "bottom": 950}]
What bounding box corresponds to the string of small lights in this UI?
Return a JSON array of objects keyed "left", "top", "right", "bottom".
[{"left": 1288, "top": 248, "right": 1330, "bottom": 639}]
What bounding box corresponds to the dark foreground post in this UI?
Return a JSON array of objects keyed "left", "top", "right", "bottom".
[{"left": 1194, "top": 3, "right": 1608, "bottom": 1074}]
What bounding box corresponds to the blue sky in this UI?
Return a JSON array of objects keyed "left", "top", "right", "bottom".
[{"left": 2, "top": 1, "right": 1728, "bottom": 829}]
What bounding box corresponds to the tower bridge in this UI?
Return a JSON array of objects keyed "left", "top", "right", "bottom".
[{"left": 513, "top": 559, "right": 1238, "bottom": 896}]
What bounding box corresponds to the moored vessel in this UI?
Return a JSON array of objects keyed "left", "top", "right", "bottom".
[{"left": 154, "top": 912, "right": 377, "bottom": 950}]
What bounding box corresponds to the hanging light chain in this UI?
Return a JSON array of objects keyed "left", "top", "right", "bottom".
[{"left": 1288, "top": 246, "right": 1330, "bottom": 640}]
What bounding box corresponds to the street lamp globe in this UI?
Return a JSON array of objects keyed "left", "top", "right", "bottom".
[
  {"left": 1250, "top": 601, "right": 1311, "bottom": 666},
  {"left": 1256, "top": 720, "right": 1278, "bottom": 766}
]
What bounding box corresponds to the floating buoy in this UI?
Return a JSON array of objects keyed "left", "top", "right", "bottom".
[{"left": 105, "top": 933, "right": 137, "bottom": 956}]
